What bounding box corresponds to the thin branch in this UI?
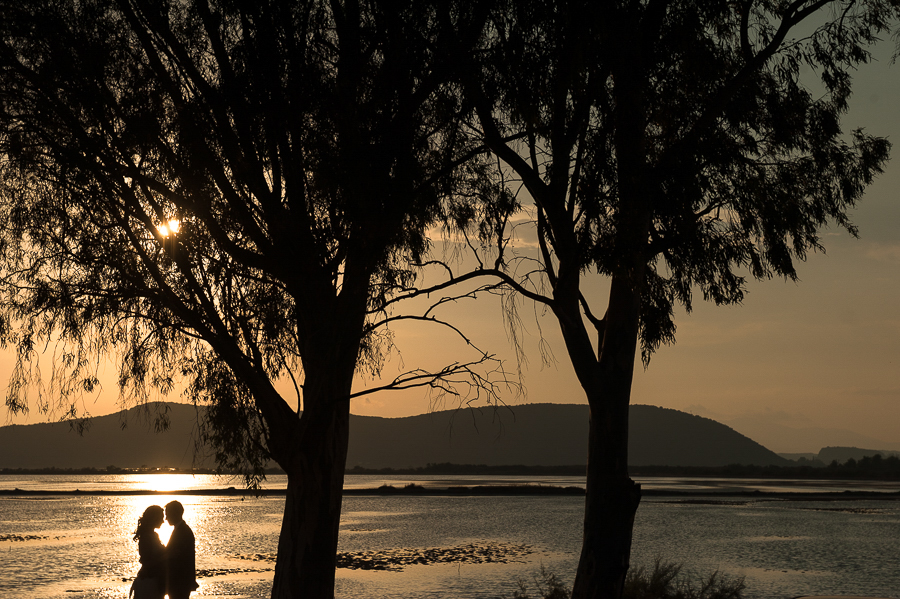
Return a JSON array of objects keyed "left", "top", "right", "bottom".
[
  {"left": 348, "top": 355, "right": 511, "bottom": 401},
  {"left": 377, "top": 265, "right": 552, "bottom": 313},
  {"left": 578, "top": 291, "right": 605, "bottom": 332}
]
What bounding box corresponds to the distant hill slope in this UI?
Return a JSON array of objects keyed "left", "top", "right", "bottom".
[
  {"left": 628, "top": 405, "right": 791, "bottom": 467},
  {"left": 347, "top": 404, "right": 790, "bottom": 468},
  {"left": 0, "top": 402, "right": 789, "bottom": 469},
  {"left": 0, "top": 404, "right": 209, "bottom": 470}
]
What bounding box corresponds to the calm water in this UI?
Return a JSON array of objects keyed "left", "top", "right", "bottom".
[
  {"left": 5, "top": 472, "right": 900, "bottom": 493},
  {"left": 1, "top": 475, "right": 899, "bottom": 598}
]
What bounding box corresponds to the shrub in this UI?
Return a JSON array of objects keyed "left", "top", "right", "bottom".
[{"left": 502, "top": 559, "right": 745, "bottom": 599}]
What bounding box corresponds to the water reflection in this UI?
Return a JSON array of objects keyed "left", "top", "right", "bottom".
[
  {"left": 1, "top": 494, "right": 267, "bottom": 597},
  {"left": 116, "top": 495, "right": 183, "bottom": 577},
  {"left": 0, "top": 473, "right": 252, "bottom": 493},
  {"left": 4, "top": 478, "right": 900, "bottom": 598},
  {"left": 4, "top": 474, "right": 900, "bottom": 494},
  {"left": 126, "top": 474, "right": 206, "bottom": 493},
  {"left": 120, "top": 496, "right": 177, "bottom": 546}
]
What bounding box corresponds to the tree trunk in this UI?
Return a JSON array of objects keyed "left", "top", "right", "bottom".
[
  {"left": 569, "top": 272, "right": 644, "bottom": 599},
  {"left": 571, "top": 398, "right": 641, "bottom": 599},
  {"left": 270, "top": 390, "right": 351, "bottom": 599}
]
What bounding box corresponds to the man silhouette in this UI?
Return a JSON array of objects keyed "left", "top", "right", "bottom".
[{"left": 164, "top": 501, "right": 199, "bottom": 599}]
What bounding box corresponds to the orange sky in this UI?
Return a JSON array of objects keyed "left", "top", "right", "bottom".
[{"left": 3, "top": 42, "right": 899, "bottom": 456}]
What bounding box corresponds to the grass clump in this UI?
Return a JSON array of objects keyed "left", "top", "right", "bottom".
[
  {"left": 503, "top": 559, "right": 745, "bottom": 599},
  {"left": 625, "top": 558, "right": 745, "bottom": 599},
  {"left": 510, "top": 565, "right": 570, "bottom": 599}
]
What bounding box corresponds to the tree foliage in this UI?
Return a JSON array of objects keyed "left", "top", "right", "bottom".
[
  {"left": 476, "top": 0, "right": 893, "bottom": 363},
  {"left": 0, "top": 2, "right": 510, "bottom": 595},
  {"left": 2, "top": 1, "right": 897, "bottom": 597},
  {"left": 0, "top": 0, "right": 503, "bottom": 472},
  {"left": 464, "top": 1, "right": 896, "bottom": 597}
]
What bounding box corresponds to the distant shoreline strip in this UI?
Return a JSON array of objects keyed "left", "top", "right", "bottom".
[{"left": 2, "top": 485, "right": 900, "bottom": 500}]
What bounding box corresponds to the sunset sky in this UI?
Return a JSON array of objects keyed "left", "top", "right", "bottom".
[{"left": 2, "top": 40, "right": 899, "bottom": 456}]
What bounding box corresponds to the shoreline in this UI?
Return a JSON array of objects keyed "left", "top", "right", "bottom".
[{"left": 3, "top": 484, "right": 900, "bottom": 500}]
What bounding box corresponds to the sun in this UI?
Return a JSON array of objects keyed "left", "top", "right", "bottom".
[{"left": 158, "top": 218, "right": 180, "bottom": 237}]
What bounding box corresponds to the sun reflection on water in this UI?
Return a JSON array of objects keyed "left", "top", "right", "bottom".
[
  {"left": 6, "top": 476, "right": 900, "bottom": 599},
  {"left": 112, "top": 475, "right": 207, "bottom": 549},
  {"left": 119, "top": 495, "right": 183, "bottom": 548},
  {"left": 127, "top": 473, "right": 203, "bottom": 492}
]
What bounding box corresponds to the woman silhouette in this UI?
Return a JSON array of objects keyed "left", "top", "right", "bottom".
[{"left": 131, "top": 505, "right": 166, "bottom": 599}]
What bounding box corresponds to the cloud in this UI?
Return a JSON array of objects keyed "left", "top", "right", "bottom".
[
  {"left": 865, "top": 243, "right": 900, "bottom": 263},
  {"left": 508, "top": 218, "right": 540, "bottom": 249}
]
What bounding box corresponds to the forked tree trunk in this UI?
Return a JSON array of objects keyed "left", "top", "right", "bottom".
[
  {"left": 270, "top": 387, "right": 351, "bottom": 599},
  {"left": 568, "top": 273, "right": 644, "bottom": 599}
]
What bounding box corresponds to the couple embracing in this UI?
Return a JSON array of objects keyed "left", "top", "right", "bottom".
[{"left": 131, "top": 500, "right": 199, "bottom": 599}]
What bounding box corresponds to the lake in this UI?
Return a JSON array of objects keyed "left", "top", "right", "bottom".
[{"left": 1, "top": 475, "right": 899, "bottom": 598}]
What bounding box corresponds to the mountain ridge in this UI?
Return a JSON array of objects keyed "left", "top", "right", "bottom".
[
  {"left": 346, "top": 403, "right": 791, "bottom": 468},
  {"left": 0, "top": 402, "right": 791, "bottom": 469}
]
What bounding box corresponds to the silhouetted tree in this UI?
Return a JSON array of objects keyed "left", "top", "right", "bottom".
[
  {"left": 0, "top": 1, "right": 506, "bottom": 597},
  {"left": 461, "top": 1, "right": 895, "bottom": 597}
]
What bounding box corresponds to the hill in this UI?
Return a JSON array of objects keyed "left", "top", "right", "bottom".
[
  {"left": 817, "top": 446, "right": 900, "bottom": 464},
  {"left": 346, "top": 404, "right": 790, "bottom": 468},
  {"left": 0, "top": 404, "right": 209, "bottom": 470},
  {"left": 0, "top": 402, "right": 790, "bottom": 469}
]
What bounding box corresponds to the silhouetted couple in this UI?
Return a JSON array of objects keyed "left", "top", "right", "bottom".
[{"left": 131, "top": 500, "right": 199, "bottom": 599}]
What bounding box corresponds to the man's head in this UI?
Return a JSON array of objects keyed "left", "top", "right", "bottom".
[{"left": 165, "top": 500, "right": 185, "bottom": 525}]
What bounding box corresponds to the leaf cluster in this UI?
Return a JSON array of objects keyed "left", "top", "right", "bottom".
[
  {"left": 0, "top": 0, "right": 506, "bottom": 476},
  {"left": 473, "top": 0, "right": 894, "bottom": 363}
]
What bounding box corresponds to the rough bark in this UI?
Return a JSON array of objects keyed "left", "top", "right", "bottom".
[
  {"left": 568, "top": 272, "right": 645, "bottom": 599},
  {"left": 571, "top": 387, "right": 642, "bottom": 599},
  {"left": 574, "top": 429, "right": 641, "bottom": 599},
  {"left": 270, "top": 385, "right": 351, "bottom": 599}
]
